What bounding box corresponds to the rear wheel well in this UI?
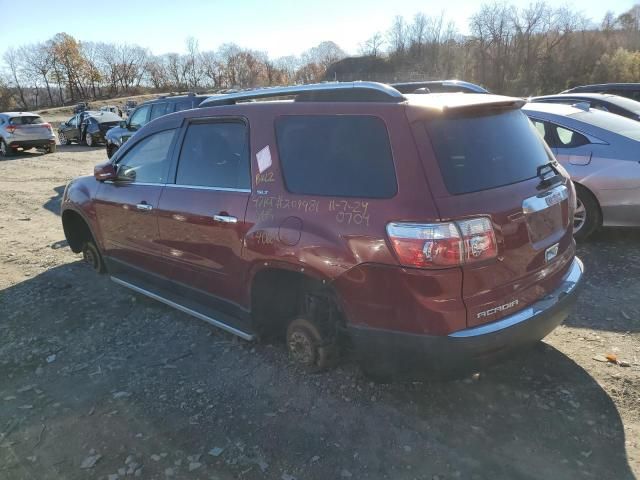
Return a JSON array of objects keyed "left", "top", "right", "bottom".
[
  {"left": 574, "top": 182, "right": 602, "bottom": 220},
  {"left": 250, "top": 268, "right": 345, "bottom": 341},
  {"left": 62, "top": 210, "right": 94, "bottom": 253}
]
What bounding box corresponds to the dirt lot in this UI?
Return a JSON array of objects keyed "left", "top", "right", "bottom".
[{"left": 0, "top": 145, "right": 639, "bottom": 480}]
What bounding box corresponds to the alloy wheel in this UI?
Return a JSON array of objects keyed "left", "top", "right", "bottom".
[
  {"left": 86, "top": 133, "right": 93, "bottom": 147},
  {"left": 59, "top": 132, "right": 66, "bottom": 145},
  {"left": 573, "top": 197, "right": 587, "bottom": 234}
]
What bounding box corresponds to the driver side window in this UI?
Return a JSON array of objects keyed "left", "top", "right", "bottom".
[
  {"left": 116, "top": 129, "right": 176, "bottom": 184},
  {"left": 69, "top": 115, "right": 78, "bottom": 128}
]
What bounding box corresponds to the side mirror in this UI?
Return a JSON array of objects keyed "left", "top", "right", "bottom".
[
  {"left": 94, "top": 161, "right": 117, "bottom": 181},
  {"left": 119, "top": 120, "right": 127, "bottom": 128}
]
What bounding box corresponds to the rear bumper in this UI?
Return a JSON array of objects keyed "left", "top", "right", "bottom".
[
  {"left": 349, "top": 257, "right": 584, "bottom": 379},
  {"left": 9, "top": 139, "right": 56, "bottom": 148}
]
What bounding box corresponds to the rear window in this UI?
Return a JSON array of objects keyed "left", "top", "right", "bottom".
[
  {"left": 572, "top": 110, "right": 640, "bottom": 141},
  {"left": 605, "top": 95, "right": 640, "bottom": 114},
  {"left": 275, "top": 115, "right": 397, "bottom": 198},
  {"left": 9, "top": 116, "right": 43, "bottom": 125},
  {"left": 425, "top": 109, "right": 552, "bottom": 195}
]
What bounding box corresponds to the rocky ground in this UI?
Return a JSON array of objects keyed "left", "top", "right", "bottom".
[{"left": 0, "top": 146, "right": 638, "bottom": 480}]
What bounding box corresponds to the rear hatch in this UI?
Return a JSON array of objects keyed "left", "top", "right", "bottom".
[
  {"left": 99, "top": 121, "right": 120, "bottom": 134},
  {"left": 417, "top": 103, "right": 575, "bottom": 328},
  {"left": 9, "top": 116, "right": 52, "bottom": 140}
]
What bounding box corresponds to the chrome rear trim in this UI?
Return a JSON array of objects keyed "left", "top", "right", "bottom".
[
  {"left": 522, "top": 184, "right": 569, "bottom": 214},
  {"left": 111, "top": 276, "right": 255, "bottom": 341},
  {"left": 449, "top": 257, "right": 583, "bottom": 338}
]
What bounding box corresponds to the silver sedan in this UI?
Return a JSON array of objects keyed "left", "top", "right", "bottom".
[{"left": 523, "top": 102, "right": 640, "bottom": 240}]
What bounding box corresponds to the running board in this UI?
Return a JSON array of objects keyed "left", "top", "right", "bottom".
[{"left": 110, "top": 276, "right": 256, "bottom": 341}]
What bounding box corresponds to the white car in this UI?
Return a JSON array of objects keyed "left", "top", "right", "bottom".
[
  {"left": 524, "top": 102, "right": 640, "bottom": 240},
  {"left": 0, "top": 112, "right": 57, "bottom": 157}
]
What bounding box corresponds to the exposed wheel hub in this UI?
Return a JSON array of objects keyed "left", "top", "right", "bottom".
[{"left": 288, "top": 330, "right": 316, "bottom": 366}]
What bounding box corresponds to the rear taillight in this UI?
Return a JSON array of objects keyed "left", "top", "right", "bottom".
[
  {"left": 43, "top": 123, "right": 52, "bottom": 132},
  {"left": 386, "top": 217, "right": 497, "bottom": 269},
  {"left": 6, "top": 125, "right": 17, "bottom": 134}
]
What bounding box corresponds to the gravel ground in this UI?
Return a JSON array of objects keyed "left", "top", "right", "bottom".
[{"left": 0, "top": 146, "right": 639, "bottom": 480}]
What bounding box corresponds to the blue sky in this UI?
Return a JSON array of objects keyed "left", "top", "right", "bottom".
[{"left": 0, "top": 0, "right": 634, "bottom": 58}]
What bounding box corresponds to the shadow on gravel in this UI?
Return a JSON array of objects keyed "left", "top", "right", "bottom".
[
  {"left": 571, "top": 227, "right": 640, "bottom": 333},
  {"left": 0, "top": 263, "right": 635, "bottom": 479},
  {"left": 43, "top": 185, "right": 65, "bottom": 216}
]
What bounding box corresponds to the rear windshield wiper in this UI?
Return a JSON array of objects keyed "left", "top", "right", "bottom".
[{"left": 536, "top": 161, "right": 563, "bottom": 190}]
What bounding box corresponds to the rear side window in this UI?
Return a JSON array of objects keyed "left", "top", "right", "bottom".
[
  {"left": 426, "top": 109, "right": 552, "bottom": 195},
  {"left": 176, "top": 121, "right": 250, "bottom": 189},
  {"left": 275, "top": 115, "right": 397, "bottom": 198}
]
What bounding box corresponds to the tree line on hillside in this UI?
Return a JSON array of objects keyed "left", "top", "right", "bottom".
[{"left": 1, "top": 2, "right": 639, "bottom": 111}]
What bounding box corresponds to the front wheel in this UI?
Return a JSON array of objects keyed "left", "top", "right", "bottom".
[
  {"left": 86, "top": 133, "right": 95, "bottom": 147},
  {"left": 573, "top": 185, "right": 601, "bottom": 241},
  {"left": 82, "top": 240, "right": 105, "bottom": 273}
]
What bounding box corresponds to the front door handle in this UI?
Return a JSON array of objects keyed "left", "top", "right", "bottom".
[
  {"left": 136, "top": 203, "right": 153, "bottom": 211},
  {"left": 213, "top": 214, "right": 238, "bottom": 224}
]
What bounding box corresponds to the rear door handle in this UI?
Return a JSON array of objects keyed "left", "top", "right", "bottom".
[
  {"left": 136, "top": 203, "right": 153, "bottom": 211},
  {"left": 213, "top": 214, "right": 238, "bottom": 224}
]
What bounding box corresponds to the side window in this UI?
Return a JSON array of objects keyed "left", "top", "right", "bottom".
[
  {"left": 554, "top": 125, "right": 590, "bottom": 149},
  {"left": 174, "top": 101, "right": 193, "bottom": 112},
  {"left": 176, "top": 121, "right": 250, "bottom": 189},
  {"left": 129, "top": 106, "right": 150, "bottom": 130},
  {"left": 116, "top": 129, "right": 176, "bottom": 184},
  {"left": 531, "top": 119, "right": 546, "bottom": 138},
  {"left": 68, "top": 116, "right": 78, "bottom": 127},
  {"left": 275, "top": 115, "right": 397, "bottom": 198},
  {"left": 150, "top": 102, "right": 168, "bottom": 121}
]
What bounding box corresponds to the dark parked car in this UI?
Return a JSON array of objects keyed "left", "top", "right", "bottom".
[
  {"left": 530, "top": 93, "right": 640, "bottom": 121},
  {"left": 58, "top": 111, "right": 122, "bottom": 147},
  {"left": 61, "top": 82, "right": 583, "bottom": 380},
  {"left": 73, "top": 102, "right": 90, "bottom": 114},
  {"left": 391, "top": 80, "right": 489, "bottom": 94},
  {"left": 105, "top": 93, "right": 208, "bottom": 158},
  {"left": 561, "top": 83, "right": 640, "bottom": 101},
  {"left": 124, "top": 100, "right": 137, "bottom": 116}
]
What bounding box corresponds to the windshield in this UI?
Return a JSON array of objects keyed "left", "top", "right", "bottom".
[
  {"left": 573, "top": 110, "right": 640, "bottom": 141},
  {"left": 425, "top": 109, "right": 552, "bottom": 194},
  {"left": 9, "top": 116, "right": 43, "bottom": 125}
]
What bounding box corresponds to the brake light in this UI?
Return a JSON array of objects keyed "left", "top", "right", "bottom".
[
  {"left": 42, "top": 122, "right": 52, "bottom": 132},
  {"left": 6, "top": 125, "right": 17, "bottom": 133},
  {"left": 386, "top": 217, "right": 497, "bottom": 269}
]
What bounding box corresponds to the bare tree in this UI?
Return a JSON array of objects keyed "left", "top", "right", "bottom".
[{"left": 360, "top": 32, "right": 385, "bottom": 57}]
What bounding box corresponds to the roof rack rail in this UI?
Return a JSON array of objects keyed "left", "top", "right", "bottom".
[{"left": 200, "top": 82, "right": 405, "bottom": 107}]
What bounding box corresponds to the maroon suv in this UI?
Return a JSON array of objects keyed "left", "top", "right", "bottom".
[{"left": 61, "top": 82, "right": 584, "bottom": 379}]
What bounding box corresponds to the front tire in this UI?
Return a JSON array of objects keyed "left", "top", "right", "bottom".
[
  {"left": 573, "top": 185, "right": 601, "bottom": 241},
  {"left": 82, "top": 240, "right": 105, "bottom": 273}
]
